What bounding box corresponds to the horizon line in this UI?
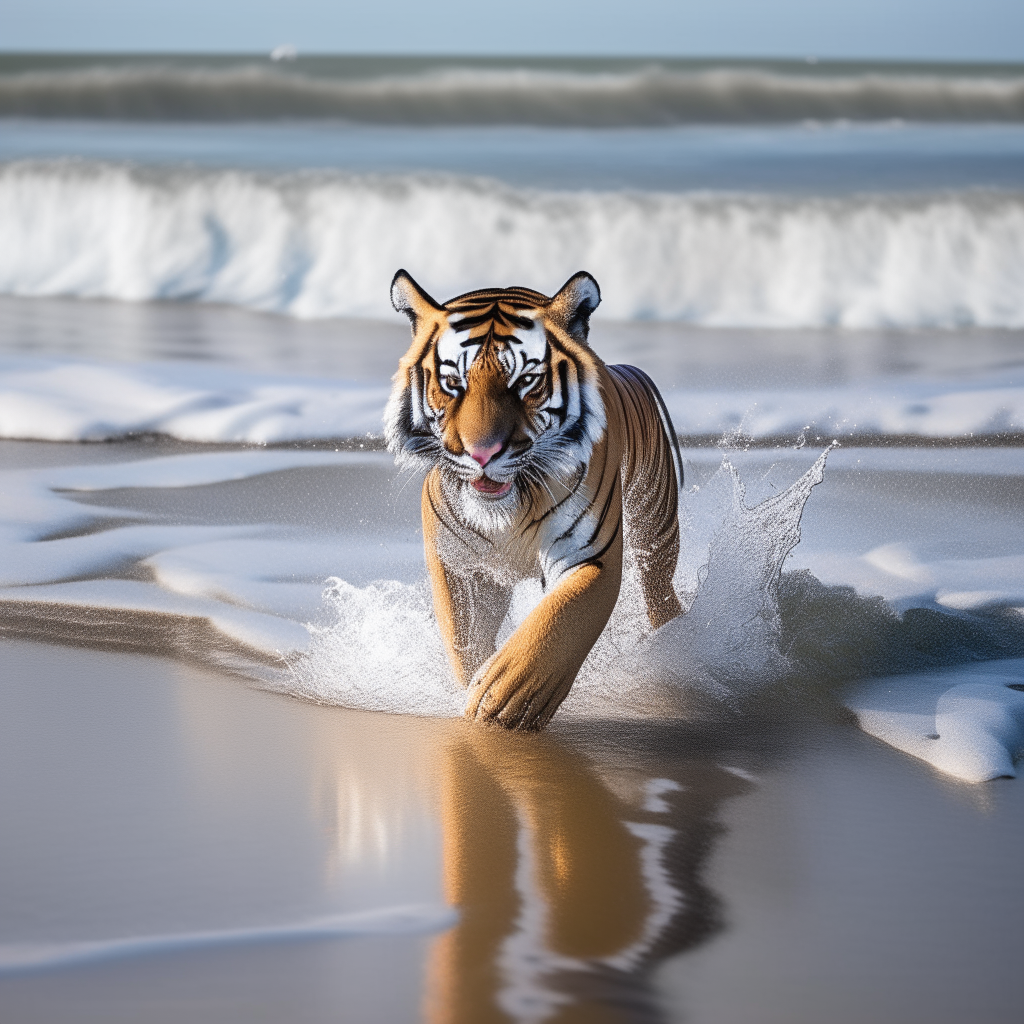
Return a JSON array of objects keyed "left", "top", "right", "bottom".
[{"left": 1, "top": 51, "right": 1023, "bottom": 68}]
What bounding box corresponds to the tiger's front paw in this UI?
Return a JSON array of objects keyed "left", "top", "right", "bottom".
[{"left": 464, "top": 647, "right": 573, "bottom": 731}]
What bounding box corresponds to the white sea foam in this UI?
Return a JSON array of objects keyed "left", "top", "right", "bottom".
[
  {"left": 673, "top": 383, "right": 1024, "bottom": 439},
  {"left": 0, "top": 450, "right": 373, "bottom": 660},
  {"left": 795, "top": 543, "right": 1024, "bottom": 611},
  {"left": 0, "top": 357, "right": 389, "bottom": 442},
  {"left": 2, "top": 161, "right": 1023, "bottom": 328},
  {"left": 848, "top": 660, "right": 1024, "bottom": 782},
  {"left": 0, "top": 355, "right": 1021, "bottom": 443}
]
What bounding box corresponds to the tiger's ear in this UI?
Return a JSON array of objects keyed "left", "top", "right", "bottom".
[
  {"left": 549, "top": 271, "right": 601, "bottom": 342},
  {"left": 391, "top": 270, "right": 444, "bottom": 331}
]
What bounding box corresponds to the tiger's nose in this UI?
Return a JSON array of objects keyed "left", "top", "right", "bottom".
[{"left": 467, "top": 442, "right": 502, "bottom": 467}]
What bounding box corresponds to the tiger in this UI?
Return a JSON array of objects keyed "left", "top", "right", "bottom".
[{"left": 385, "top": 269, "right": 683, "bottom": 730}]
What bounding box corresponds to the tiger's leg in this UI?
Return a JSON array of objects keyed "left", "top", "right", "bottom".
[
  {"left": 428, "top": 564, "right": 512, "bottom": 687},
  {"left": 625, "top": 486, "right": 682, "bottom": 630},
  {"left": 423, "top": 481, "right": 512, "bottom": 687},
  {"left": 465, "top": 526, "right": 623, "bottom": 730}
]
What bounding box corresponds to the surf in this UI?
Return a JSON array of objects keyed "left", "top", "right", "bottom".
[
  {"left": 2, "top": 59, "right": 1023, "bottom": 123},
  {"left": 2, "top": 160, "right": 1023, "bottom": 328}
]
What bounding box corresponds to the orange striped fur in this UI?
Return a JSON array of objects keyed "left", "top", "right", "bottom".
[{"left": 386, "top": 271, "right": 682, "bottom": 729}]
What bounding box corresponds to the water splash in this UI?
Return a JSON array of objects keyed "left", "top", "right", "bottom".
[
  {"left": 286, "top": 450, "right": 831, "bottom": 721},
  {"left": 561, "top": 447, "right": 830, "bottom": 718},
  {"left": 287, "top": 577, "right": 463, "bottom": 717}
]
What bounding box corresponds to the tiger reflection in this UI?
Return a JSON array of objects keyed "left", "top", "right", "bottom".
[{"left": 426, "top": 727, "right": 750, "bottom": 1024}]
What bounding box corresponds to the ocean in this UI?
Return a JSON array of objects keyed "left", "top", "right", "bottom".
[{"left": 1, "top": 53, "right": 1023, "bottom": 1024}]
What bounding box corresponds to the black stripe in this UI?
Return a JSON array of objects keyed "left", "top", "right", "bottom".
[
  {"left": 543, "top": 359, "right": 571, "bottom": 426},
  {"left": 556, "top": 359, "right": 570, "bottom": 424},
  {"left": 609, "top": 363, "right": 684, "bottom": 490},
  {"left": 523, "top": 467, "right": 584, "bottom": 529},
  {"left": 584, "top": 477, "right": 620, "bottom": 548},
  {"left": 450, "top": 311, "right": 496, "bottom": 332},
  {"left": 553, "top": 475, "right": 607, "bottom": 544},
  {"left": 426, "top": 485, "right": 489, "bottom": 548},
  {"left": 451, "top": 307, "right": 536, "bottom": 333},
  {"left": 499, "top": 311, "right": 535, "bottom": 330},
  {"left": 581, "top": 517, "right": 622, "bottom": 570},
  {"left": 447, "top": 288, "right": 546, "bottom": 309}
]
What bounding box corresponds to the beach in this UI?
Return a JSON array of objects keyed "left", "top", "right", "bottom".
[
  {"left": 1, "top": 430, "right": 1023, "bottom": 1021},
  {"left": 1, "top": 53, "right": 1023, "bottom": 1022},
  {"left": 2, "top": 622, "right": 1023, "bottom": 1022}
]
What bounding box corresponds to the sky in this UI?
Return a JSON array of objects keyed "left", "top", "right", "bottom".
[{"left": 3, "top": 0, "right": 1023, "bottom": 62}]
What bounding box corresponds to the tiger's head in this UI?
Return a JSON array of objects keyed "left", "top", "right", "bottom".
[{"left": 384, "top": 270, "right": 607, "bottom": 513}]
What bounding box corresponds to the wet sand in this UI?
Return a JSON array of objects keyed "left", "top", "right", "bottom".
[
  {"left": 1, "top": 636, "right": 1022, "bottom": 1023},
  {"left": 0, "top": 639, "right": 441, "bottom": 1024},
  {"left": 1, "top": 438, "right": 1023, "bottom": 1021}
]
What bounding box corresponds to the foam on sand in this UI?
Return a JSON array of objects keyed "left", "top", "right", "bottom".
[
  {"left": 0, "top": 357, "right": 389, "bottom": 443},
  {"left": 848, "top": 660, "right": 1024, "bottom": 782},
  {"left": 0, "top": 355, "right": 1021, "bottom": 443},
  {"left": 0, "top": 450, "right": 383, "bottom": 662},
  {"left": 795, "top": 542, "right": 1024, "bottom": 612}
]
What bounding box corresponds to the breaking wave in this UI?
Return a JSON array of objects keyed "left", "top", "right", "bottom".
[
  {"left": 1, "top": 62, "right": 1023, "bottom": 124},
  {"left": 2, "top": 160, "right": 1023, "bottom": 328}
]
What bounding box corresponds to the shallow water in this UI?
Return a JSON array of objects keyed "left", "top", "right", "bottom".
[
  {"left": 1, "top": 423, "right": 1023, "bottom": 1018},
  {"left": 0, "top": 438, "right": 1021, "bottom": 763},
  {"left": 2, "top": 638, "right": 1022, "bottom": 1023}
]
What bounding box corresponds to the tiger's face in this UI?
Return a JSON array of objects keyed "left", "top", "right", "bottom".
[{"left": 385, "top": 271, "right": 607, "bottom": 512}]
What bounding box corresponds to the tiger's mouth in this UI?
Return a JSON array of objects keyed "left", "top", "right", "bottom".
[{"left": 470, "top": 475, "right": 513, "bottom": 498}]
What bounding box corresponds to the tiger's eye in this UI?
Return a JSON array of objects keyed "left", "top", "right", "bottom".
[
  {"left": 444, "top": 375, "right": 461, "bottom": 391},
  {"left": 518, "top": 374, "right": 540, "bottom": 391}
]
